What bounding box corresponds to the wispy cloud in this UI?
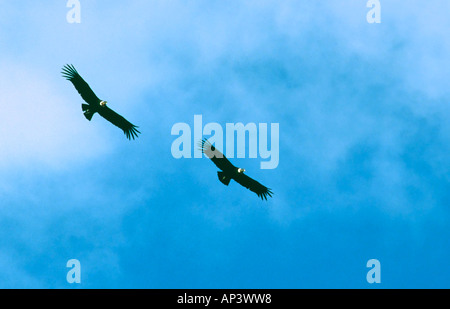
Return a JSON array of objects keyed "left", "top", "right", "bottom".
[{"left": 0, "top": 61, "right": 112, "bottom": 170}]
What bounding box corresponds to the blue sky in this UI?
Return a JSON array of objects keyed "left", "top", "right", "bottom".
[{"left": 0, "top": 0, "right": 449, "bottom": 288}]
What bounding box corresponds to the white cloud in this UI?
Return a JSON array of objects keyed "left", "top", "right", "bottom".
[{"left": 0, "top": 61, "right": 111, "bottom": 171}]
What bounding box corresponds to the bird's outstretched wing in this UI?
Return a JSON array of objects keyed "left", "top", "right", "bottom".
[
  {"left": 98, "top": 106, "right": 141, "bottom": 140},
  {"left": 62, "top": 64, "right": 100, "bottom": 104},
  {"left": 199, "top": 139, "right": 235, "bottom": 172},
  {"left": 233, "top": 173, "right": 273, "bottom": 200}
]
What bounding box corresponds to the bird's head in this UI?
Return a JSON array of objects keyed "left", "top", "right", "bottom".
[
  {"left": 100, "top": 100, "right": 108, "bottom": 107},
  {"left": 237, "top": 168, "right": 246, "bottom": 174}
]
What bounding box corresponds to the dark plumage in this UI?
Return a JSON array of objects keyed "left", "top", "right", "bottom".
[
  {"left": 62, "top": 64, "right": 140, "bottom": 140},
  {"left": 199, "top": 139, "right": 273, "bottom": 200}
]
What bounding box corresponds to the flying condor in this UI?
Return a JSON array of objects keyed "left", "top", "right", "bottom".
[
  {"left": 62, "top": 64, "right": 140, "bottom": 140},
  {"left": 199, "top": 139, "right": 273, "bottom": 200}
]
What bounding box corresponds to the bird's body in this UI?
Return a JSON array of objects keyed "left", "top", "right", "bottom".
[
  {"left": 200, "top": 139, "right": 273, "bottom": 200},
  {"left": 62, "top": 64, "right": 140, "bottom": 140}
]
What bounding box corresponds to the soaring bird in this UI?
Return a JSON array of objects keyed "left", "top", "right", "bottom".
[
  {"left": 62, "top": 64, "right": 140, "bottom": 140},
  {"left": 199, "top": 139, "right": 273, "bottom": 200}
]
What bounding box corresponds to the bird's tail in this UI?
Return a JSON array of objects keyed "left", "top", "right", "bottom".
[
  {"left": 81, "top": 104, "right": 95, "bottom": 121},
  {"left": 217, "top": 171, "right": 231, "bottom": 186}
]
